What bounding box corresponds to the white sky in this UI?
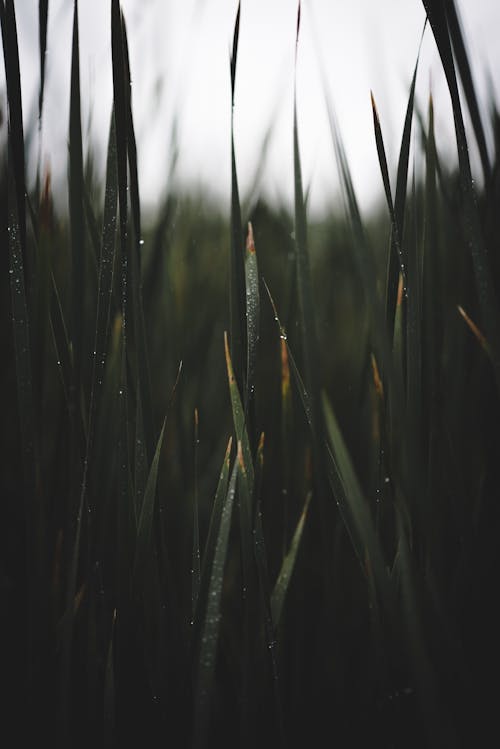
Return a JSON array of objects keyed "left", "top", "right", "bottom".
[{"left": 2, "top": 0, "right": 500, "bottom": 217}]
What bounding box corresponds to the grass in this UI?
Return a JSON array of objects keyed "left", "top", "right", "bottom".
[{"left": 1, "top": 1, "right": 500, "bottom": 747}]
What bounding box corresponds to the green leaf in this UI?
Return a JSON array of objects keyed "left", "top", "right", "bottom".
[
  {"left": 229, "top": 1, "right": 246, "bottom": 396},
  {"left": 38, "top": 0, "right": 49, "bottom": 122},
  {"left": 422, "top": 0, "right": 500, "bottom": 390},
  {"left": 224, "top": 331, "right": 254, "bottom": 490},
  {"left": 193, "top": 458, "right": 238, "bottom": 749},
  {"left": 68, "top": 0, "right": 85, "bottom": 391},
  {"left": 192, "top": 409, "right": 201, "bottom": 619},
  {"left": 271, "top": 491, "right": 311, "bottom": 626},
  {"left": 244, "top": 221, "right": 260, "bottom": 409}
]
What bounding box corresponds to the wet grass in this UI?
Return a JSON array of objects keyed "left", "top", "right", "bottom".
[{"left": 1, "top": 1, "right": 500, "bottom": 747}]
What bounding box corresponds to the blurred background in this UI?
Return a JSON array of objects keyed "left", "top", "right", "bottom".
[{"left": 2, "top": 0, "right": 500, "bottom": 218}]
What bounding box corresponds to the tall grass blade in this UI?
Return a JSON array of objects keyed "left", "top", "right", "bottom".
[
  {"left": 244, "top": 221, "right": 260, "bottom": 410},
  {"left": 192, "top": 409, "right": 201, "bottom": 620},
  {"left": 50, "top": 272, "right": 72, "bottom": 408},
  {"left": 322, "top": 394, "right": 393, "bottom": 612},
  {"left": 1, "top": 0, "right": 27, "bottom": 261},
  {"left": 81, "top": 111, "right": 118, "bottom": 510},
  {"left": 134, "top": 385, "right": 147, "bottom": 525},
  {"left": 445, "top": 0, "right": 490, "bottom": 183},
  {"left": 293, "top": 7, "right": 321, "bottom": 437},
  {"left": 69, "top": 0, "right": 85, "bottom": 393},
  {"left": 38, "top": 0, "right": 49, "bottom": 122},
  {"left": 240, "top": 436, "right": 285, "bottom": 747},
  {"left": 111, "top": 0, "right": 129, "bottom": 338},
  {"left": 132, "top": 415, "right": 167, "bottom": 594},
  {"left": 58, "top": 491, "right": 85, "bottom": 746},
  {"left": 422, "top": 0, "right": 500, "bottom": 388},
  {"left": 121, "top": 14, "right": 154, "bottom": 459},
  {"left": 224, "top": 331, "right": 254, "bottom": 489},
  {"left": 371, "top": 28, "right": 423, "bottom": 333},
  {"left": 229, "top": 1, "right": 246, "bottom": 396},
  {"left": 193, "top": 458, "right": 238, "bottom": 749},
  {"left": 393, "top": 508, "right": 451, "bottom": 747},
  {"left": 2, "top": 0, "right": 39, "bottom": 706},
  {"left": 264, "top": 282, "right": 391, "bottom": 609},
  {"left": 271, "top": 491, "right": 311, "bottom": 627},
  {"left": 198, "top": 437, "right": 233, "bottom": 607}
]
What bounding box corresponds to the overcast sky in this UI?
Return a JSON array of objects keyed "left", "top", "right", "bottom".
[{"left": 2, "top": 0, "right": 500, "bottom": 217}]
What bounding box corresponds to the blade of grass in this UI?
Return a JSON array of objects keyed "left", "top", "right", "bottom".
[
  {"left": 80, "top": 110, "right": 118, "bottom": 512},
  {"left": 264, "top": 281, "right": 393, "bottom": 612},
  {"left": 57, "top": 490, "right": 86, "bottom": 746},
  {"left": 2, "top": 0, "right": 40, "bottom": 706},
  {"left": 132, "top": 360, "right": 182, "bottom": 595},
  {"left": 293, "top": 4, "right": 321, "bottom": 437},
  {"left": 229, "top": 1, "right": 246, "bottom": 396},
  {"left": 193, "top": 458, "right": 238, "bottom": 749},
  {"left": 38, "top": 0, "right": 49, "bottom": 122},
  {"left": 224, "top": 331, "right": 254, "bottom": 490},
  {"left": 192, "top": 409, "right": 201, "bottom": 620},
  {"left": 240, "top": 436, "right": 286, "bottom": 748},
  {"left": 132, "top": 414, "right": 167, "bottom": 596},
  {"left": 422, "top": 0, "right": 500, "bottom": 390},
  {"left": 280, "top": 337, "right": 292, "bottom": 556},
  {"left": 69, "top": 0, "right": 85, "bottom": 396},
  {"left": 445, "top": 0, "right": 490, "bottom": 183},
  {"left": 1, "top": 0, "right": 27, "bottom": 264},
  {"left": 121, "top": 14, "right": 154, "bottom": 460},
  {"left": 111, "top": 0, "right": 129, "bottom": 346},
  {"left": 271, "top": 491, "right": 311, "bottom": 627},
  {"left": 197, "top": 437, "right": 233, "bottom": 610},
  {"left": 244, "top": 221, "right": 260, "bottom": 412}
]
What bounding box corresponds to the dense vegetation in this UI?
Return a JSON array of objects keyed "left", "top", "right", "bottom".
[{"left": 1, "top": 1, "right": 499, "bottom": 746}]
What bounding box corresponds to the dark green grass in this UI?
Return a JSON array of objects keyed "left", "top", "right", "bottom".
[{"left": 1, "top": 1, "right": 500, "bottom": 747}]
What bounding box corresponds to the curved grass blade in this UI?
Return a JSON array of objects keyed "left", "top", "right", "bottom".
[
  {"left": 322, "top": 394, "right": 394, "bottom": 613},
  {"left": 134, "top": 385, "right": 147, "bottom": 525},
  {"left": 371, "top": 26, "right": 423, "bottom": 334},
  {"left": 240, "top": 436, "right": 286, "bottom": 748},
  {"left": 132, "top": 414, "right": 167, "bottom": 594},
  {"left": 244, "top": 221, "right": 260, "bottom": 411},
  {"left": 79, "top": 110, "right": 118, "bottom": 511},
  {"left": 229, "top": 1, "right": 246, "bottom": 396},
  {"left": 264, "top": 282, "right": 393, "bottom": 610},
  {"left": 50, "top": 271, "right": 71, "bottom": 407},
  {"left": 111, "top": 0, "right": 129, "bottom": 340},
  {"left": 198, "top": 437, "right": 233, "bottom": 604},
  {"left": 1, "top": 0, "right": 27, "bottom": 261},
  {"left": 192, "top": 409, "right": 201, "bottom": 620},
  {"left": 422, "top": 0, "right": 500, "bottom": 389},
  {"left": 57, "top": 491, "right": 85, "bottom": 746},
  {"left": 2, "top": 1, "right": 40, "bottom": 700},
  {"left": 393, "top": 506, "right": 452, "bottom": 747},
  {"left": 121, "top": 14, "right": 154, "bottom": 459},
  {"left": 293, "top": 10, "right": 321, "bottom": 437},
  {"left": 38, "top": 0, "right": 49, "bottom": 122},
  {"left": 132, "top": 362, "right": 182, "bottom": 594},
  {"left": 69, "top": 0, "right": 85, "bottom": 393},
  {"left": 271, "top": 491, "right": 311, "bottom": 627},
  {"left": 457, "top": 305, "right": 492, "bottom": 360},
  {"left": 193, "top": 458, "right": 238, "bottom": 749},
  {"left": 224, "top": 331, "right": 254, "bottom": 490},
  {"left": 446, "top": 0, "right": 490, "bottom": 183}
]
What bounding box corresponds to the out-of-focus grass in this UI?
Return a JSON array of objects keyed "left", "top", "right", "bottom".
[{"left": 1, "top": 1, "right": 500, "bottom": 748}]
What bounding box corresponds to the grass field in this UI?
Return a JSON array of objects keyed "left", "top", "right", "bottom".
[{"left": 1, "top": 1, "right": 500, "bottom": 747}]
